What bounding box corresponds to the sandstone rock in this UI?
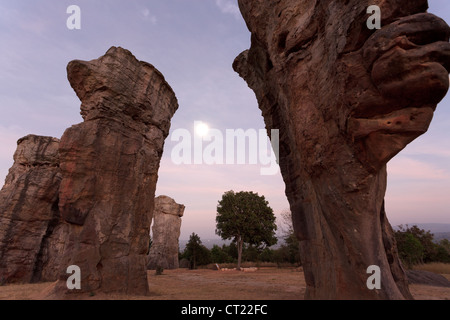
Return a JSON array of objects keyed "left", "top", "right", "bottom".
[
  {"left": 39, "top": 222, "right": 69, "bottom": 282},
  {"left": 0, "top": 47, "right": 178, "bottom": 296},
  {"left": 52, "top": 47, "right": 179, "bottom": 295},
  {"left": 147, "top": 195, "right": 185, "bottom": 270},
  {"left": 234, "top": 0, "right": 450, "bottom": 299},
  {"left": 0, "top": 135, "right": 62, "bottom": 284}
]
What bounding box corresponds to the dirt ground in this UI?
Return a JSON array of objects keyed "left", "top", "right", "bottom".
[
  {"left": 147, "top": 268, "right": 305, "bottom": 300},
  {"left": 0, "top": 268, "right": 449, "bottom": 300}
]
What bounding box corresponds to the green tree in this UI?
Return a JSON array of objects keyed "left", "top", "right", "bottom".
[
  {"left": 395, "top": 226, "right": 450, "bottom": 265},
  {"left": 405, "top": 225, "right": 436, "bottom": 262},
  {"left": 183, "top": 233, "right": 211, "bottom": 269},
  {"left": 225, "top": 243, "right": 238, "bottom": 260},
  {"left": 259, "top": 247, "right": 275, "bottom": 262},
  {"left": 396, "top": 225, "right": 437, "bottom": 263},
  {"left": 210, "top": 245, "right": 233, "bottom": 264},
  {"left": 242, "top": 244, "right": 259, "bottom": 262},
  {"left": 438, "top": 239, "right": 450, "bottom": 255},
  {"left": 216, "top": 190, "right": 277, "bottom": 270},
  {"left": 272, "top": 246, "right": 291, "bottom": 265},
  {"left": 396, "top": 233, "right": 424, "bottom": 267},
  {"left": 435, "top": 239, "right": 450, "bottom": 263}
]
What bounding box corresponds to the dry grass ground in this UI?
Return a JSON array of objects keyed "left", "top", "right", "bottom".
[
  {"left": 0, "top": 267, "right": 449, "bottom": 300},
  {"left": 147, "top": 268, "right": 305, "bottom": 300},
  {"left": 412, "top": 262, "right": 450, "bottom": 275}
]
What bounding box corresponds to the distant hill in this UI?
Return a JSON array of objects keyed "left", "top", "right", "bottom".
[
  {"left": 394, "top": 223, "right": 450, "bottom": 233},
  {"left": 434, "top": 232, "right": 450, "bottom": 242}
]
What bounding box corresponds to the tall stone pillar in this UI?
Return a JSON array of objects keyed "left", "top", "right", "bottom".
[{"left": 148, "top": 195, "right": 185, "bottom": 270}]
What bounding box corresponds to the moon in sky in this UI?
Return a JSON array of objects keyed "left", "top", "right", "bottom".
[{"left": 195, "top": 122, "right": 210, "bottom": 137}]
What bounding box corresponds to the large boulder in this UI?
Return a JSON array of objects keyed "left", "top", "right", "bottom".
[
  {"left": 407, "top": 270, "right": 450, "bottom": 288},
  {"left": 147, "top": 195, "right": 185, "bottom": 270},
  {"left": 0, "top": 135, "right": 62, "bottom": 284},
  {"left": 233, "top": 0, "right": 450, "bottom": 299}
]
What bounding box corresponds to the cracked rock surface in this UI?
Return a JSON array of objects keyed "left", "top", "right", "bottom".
[
  {"left": 0, "top": 135, "right": 62, "bottom": 284},
  {"left": 54, "top": 47, "right": 178, "bottom": 295}
]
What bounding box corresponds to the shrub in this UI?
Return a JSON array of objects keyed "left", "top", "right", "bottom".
[
  {"left": 397, "top": 233, "right": 424, "bottom": 268},
  {"left": 155, "top": 265, "right": 164, "bottom": 275},
  {"left": 395, "top": 225, "right": 450, "bottom": 267}
]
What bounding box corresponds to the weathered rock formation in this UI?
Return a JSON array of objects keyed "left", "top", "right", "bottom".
[
  {"left": 0, "top": 47, "right": 178, "bottom": 296},
  {"left": 406, "top": 270, "right": 450, "bottom": 288},
  {"left": 0, "top": 135, "right": 62, "bottom": 284},
  {"left": 147, "top": 195, "right": 185, "bottom": 270},
  {"left": 233, "top": 0, "right": 450, "bottom": 299},
  {"left": 53, "top": 46, "right": 178, "bottom": 295}
]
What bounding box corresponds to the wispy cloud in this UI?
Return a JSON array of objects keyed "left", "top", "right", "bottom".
[
  {"left": 141, "top": 8, "right": 157, "bottom": 25},
  {"left": 215, "top": 0, "right": 241, "bottom": 19}
]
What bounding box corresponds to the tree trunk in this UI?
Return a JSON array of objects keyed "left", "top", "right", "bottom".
[
  {"left": 237, "top": 237, "right": 243, "bottom": 271},
  {"left": 192, "top": 246, "right": 197, "bottom": 270}
]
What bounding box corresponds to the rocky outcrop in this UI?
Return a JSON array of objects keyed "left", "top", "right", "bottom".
[
  {"left": 0, "top": 135, "right": 62, "bottom": 284},
  {"left": 0, "top": 47, "right": 178, "bottom": 297},
  {"left": 407, "top": 270, "right": 450, "bottom": 288},
  {"left": 51, "top": 47, "right": 179, "bottom": 296},
  {"left": 147, "top": 196, "right": 185, "bottom": 270},
  {"left": 233, "top": 0, "right": 450, "bottom": 299}
]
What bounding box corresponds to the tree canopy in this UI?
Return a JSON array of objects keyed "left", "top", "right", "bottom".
[
  {"left": 182, "top": 232, "right": 211, "bottom": 269},
  {"left": 394, "top": 225, "right": 450, "bottom": 267},
  {"left": 215, "top": 190, "right": 277, "bottom": 269}
]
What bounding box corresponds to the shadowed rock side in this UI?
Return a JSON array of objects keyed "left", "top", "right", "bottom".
[
  {"left": 233, "top": 0, "right": 450, "bottom": 299},
  {"left": 147, "top": 195, "right": 185, "bottom": 270},
  {"left": 0, "top": 135, "right": 63, "bottom": 284},
  {"left": 50, "top": 46, "right": 179, "bottom": 296}
]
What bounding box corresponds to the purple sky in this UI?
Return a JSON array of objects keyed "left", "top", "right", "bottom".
[{"left": 0, "top": 0, "right": 449, "bottom": 240}]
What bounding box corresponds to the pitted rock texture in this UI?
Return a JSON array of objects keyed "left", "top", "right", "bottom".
[
  {"left": 147, "top": 195, "right": 185, "bottom": 270},
  {"left": 234, "top": 0, "right": 450, "bottom": 299},
  {"left": 0, "top": 135, "right": 62, "bottom": 284},
  {"left": 52, "top": 46, "right": 178, "bottom": 296}
]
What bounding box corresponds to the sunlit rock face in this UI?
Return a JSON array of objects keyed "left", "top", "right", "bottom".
[{"left": 234, "top": 0, "right": 450, "bottom": 299}]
